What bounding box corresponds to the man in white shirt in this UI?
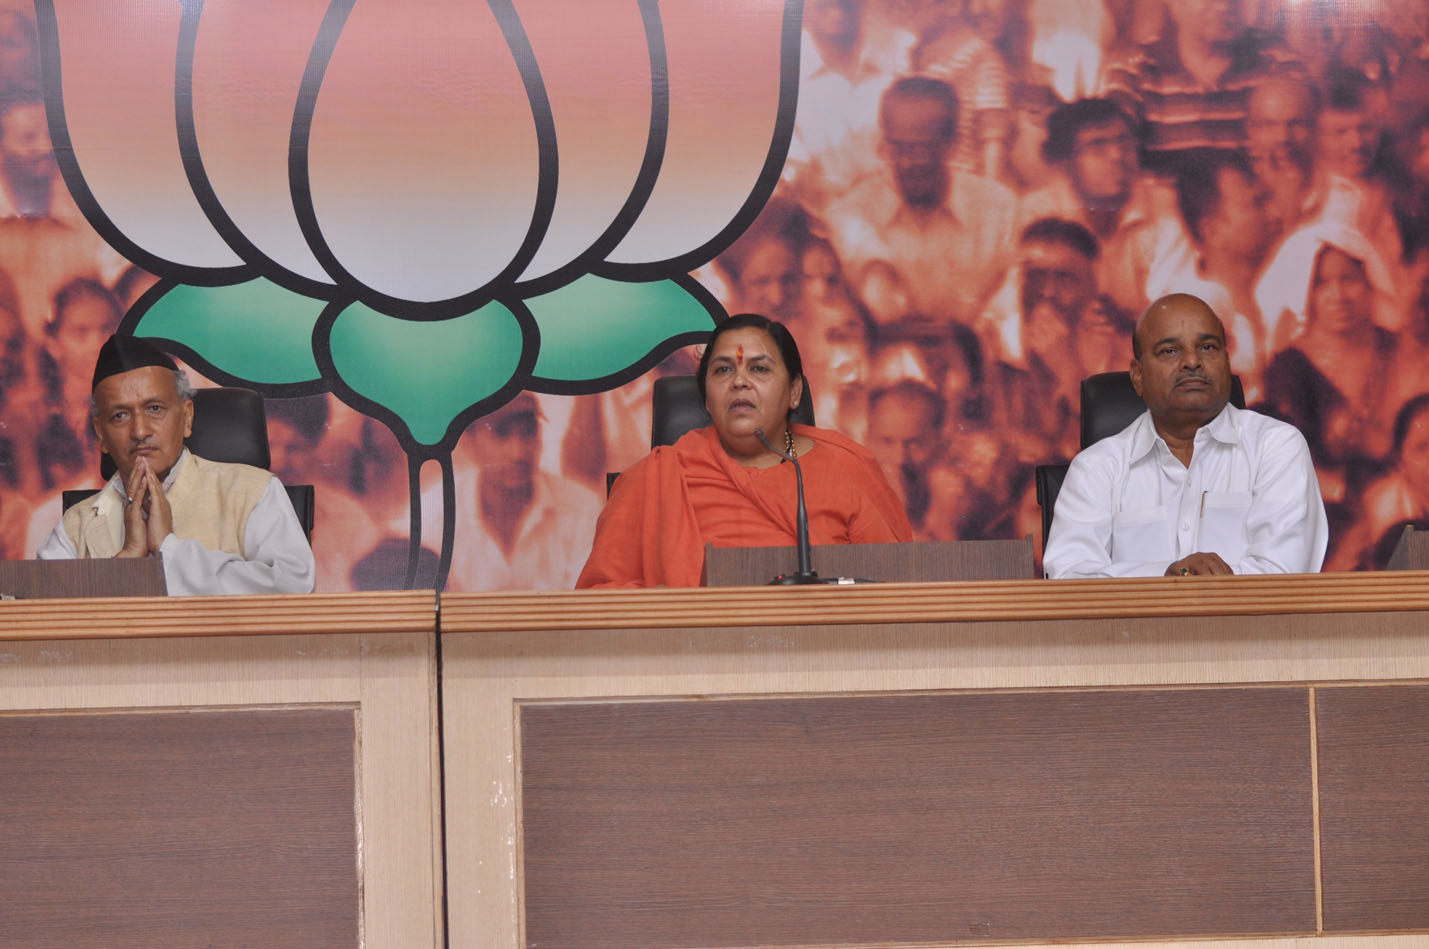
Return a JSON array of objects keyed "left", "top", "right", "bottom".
[
  {"left": 1044, "top": 293, "right": 1327, "bottom": 578},
  {"left": 37, "top": 335, "right": 315, "bottom": 595},
  {"left": 440, "top": 392, "right": 601, "bottom": 592}
]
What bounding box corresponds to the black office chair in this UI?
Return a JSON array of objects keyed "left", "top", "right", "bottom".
[
  {"left": 61, "top": 387, "right": 315, "bottom": 539},
  {"left": 1034, "top": 371, "right": 1246, "bottom": 547}
]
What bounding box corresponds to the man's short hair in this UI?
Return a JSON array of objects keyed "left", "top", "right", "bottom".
[
  {"left": 879, "top": 75, "right": 959, "bottom": 140},
  {"left": 869, "top": 378, "right": 946, "bottom": 431},
  {"left": 1018, "top": 216, "right": 1099, "bottom": 261},
  {"left": 1041, "top": 98, "right": 1136, "bottom": 164},
  {"left": 1175, "top": 148, "right": 1254, "bottom": 244},
  {"left": 266, "top": 395, "right": 330, "bottom": 445}
]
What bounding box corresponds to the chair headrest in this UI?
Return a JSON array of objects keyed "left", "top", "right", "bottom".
[{"left": 1079, "top": 371, "right": 1247, "bottom": 449}]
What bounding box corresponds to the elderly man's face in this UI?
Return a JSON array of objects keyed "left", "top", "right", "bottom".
[
  {"left": 880, "top": 94, "right": 955, "bottom": 209},
  {"left": 1069, "top": 118, "right": 1137, "bottom": 203},
  {"left": 867, "top": 385, "right": 941, "bottom": 520},
  {"left": 1130, "top": 299, "right": 1231, "bottom": 426},
  {"left": 1318, "top": 106, "right": 1379, "bottom": 179},
  {"left": 869, "top": 386, "right": 941, "bottom": 474},
  {"left": 1019, "top": 239, "right": 1095, "bottom": 320},
  {"left": 92, "top": 366, "right": 194, "bottom": 483},
  {"left": 1247, "top": 80, "right": 1316, "bottom": 176}
]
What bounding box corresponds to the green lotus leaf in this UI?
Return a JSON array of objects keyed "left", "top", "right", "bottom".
[
  {"left": 132, "top": 279, "right": 323, "bottom": 384},
  {"left": 327, "top": 301, "right": 525, "bottom": 446},
  {"left": 527, "top": 275, "right": 716, "bottom": 382}
]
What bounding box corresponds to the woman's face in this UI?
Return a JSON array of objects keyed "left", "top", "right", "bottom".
[
  {"left": 737, "top": 238, "right": 800, "bottom": 321},
  {"left": 703, "top": 326, "right": 802, "bottom": 454},
  {"left": 55, "top": 294, "right": 117, "bottom": 377},
  {"left": 1309, "top": 246, "right": 1372, "bottom": 335}
]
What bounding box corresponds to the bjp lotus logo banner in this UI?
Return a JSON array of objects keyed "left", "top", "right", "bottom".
[{"left": 35, "top": 0, "right": 801, "bottom": 585}]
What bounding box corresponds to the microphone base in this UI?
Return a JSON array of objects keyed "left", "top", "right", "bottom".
[{"left": 768, "top": 572, "right": 829, "bottom": 585}]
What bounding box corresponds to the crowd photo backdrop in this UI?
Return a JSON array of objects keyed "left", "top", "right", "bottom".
[{"left": 0, "top": 0, "right": 1426, "bottom": 589}]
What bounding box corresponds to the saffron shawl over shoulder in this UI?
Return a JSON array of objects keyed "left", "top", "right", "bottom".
[{"left": 576, "top": 424, "right": 912, "bottom": 588}]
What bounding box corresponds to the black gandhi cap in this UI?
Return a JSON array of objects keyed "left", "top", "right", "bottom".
[{"left": 91, "top": 334, "right": 177, "bottom": 391}]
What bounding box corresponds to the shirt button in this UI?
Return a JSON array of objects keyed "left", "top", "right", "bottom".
[{"left": 1180, "top": 521, "right": 1190, "bottom": 531}]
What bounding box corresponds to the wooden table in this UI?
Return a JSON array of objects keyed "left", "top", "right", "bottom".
[{"left": 441, "top": 573, "right": 1429, "bottom": 949}]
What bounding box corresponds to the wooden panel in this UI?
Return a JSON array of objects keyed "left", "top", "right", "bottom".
[
  {"left": 520, "top": 688, "right": 1316, "bottom": 948},
  {"left": 439, "top": 571, "right": 1429, "bottom": 633},
  {"left": 1318, "top": 685, "right": 1429, "bottom": 932},
  {"left": 0, "top": 706, "right": 358, "bottom": 948},
  {"left": 0, "top": 590, "right": 435, "bottom": 640},
  {"left": 1385, "top": 527, "right": 1429, "bottom": 571},
  {"left": 701, "top": 538, "right": 1036, "bottom": 585},
  {"left": 0, "top": 557, "right": 165, "bottom": 598},
  {"left": 0, "top": 600, "right": 442, "bottom": 947}
]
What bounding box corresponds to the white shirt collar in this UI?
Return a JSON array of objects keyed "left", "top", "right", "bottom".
[{"left": 1128, "top": 402, "right": 1240, "bottom": 464}]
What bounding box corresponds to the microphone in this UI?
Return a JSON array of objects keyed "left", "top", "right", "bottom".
[{"left": 754, "top": 427, "right": 825, "bottom": 585}]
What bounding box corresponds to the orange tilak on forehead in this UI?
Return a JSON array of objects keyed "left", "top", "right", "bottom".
[{"left": 736, "top": 344, "right": 744, "bottom": 366}]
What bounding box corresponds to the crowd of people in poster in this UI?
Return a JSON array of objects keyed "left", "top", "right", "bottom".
[{"left": 1, "top": 0, "right": 1428, "bottom": 589}]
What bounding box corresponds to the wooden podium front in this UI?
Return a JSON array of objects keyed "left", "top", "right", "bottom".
[
  {"left": 441, "top": 574, "right": 1429, "bottom": 948},
  {"left": 0, "top": 592, "right": 443, "bottom": 948}
]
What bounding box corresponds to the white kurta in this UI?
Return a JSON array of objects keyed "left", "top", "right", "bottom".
[{"left": 1044, "top": 404, "right": 1328, "bottom": 578}]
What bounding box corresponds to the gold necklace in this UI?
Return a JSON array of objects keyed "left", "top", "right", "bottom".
[{"left": 784, "top": 428, "right": 797, "bottom": 459}]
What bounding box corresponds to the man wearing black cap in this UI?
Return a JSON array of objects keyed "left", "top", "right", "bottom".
[{"left": 36, "top": 334, "right": 315, "bottom": 595}]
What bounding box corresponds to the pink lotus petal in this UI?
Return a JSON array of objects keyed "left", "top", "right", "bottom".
[
  {"left": 606, "top": 0, "right": 795, "bottom": 266},
  {"left": 47, "top": 0, "right": 241, "bottom": 270},
  {"left": 188, "top": 0, "right": 334, "bottom": 286},
  {"left": 511, "top": 0, "right": 655, "bottom": 284},
  {"left": 302, "top": 1, "right": 543, "bottom": 305}
]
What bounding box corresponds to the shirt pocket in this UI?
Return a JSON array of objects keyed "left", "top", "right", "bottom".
[
  {"left": 1111, "top": 503, "right": 1173, "bottom": 562},
  {"left": 1197, "top": 490, "right": 1252, "bottom": 564}
]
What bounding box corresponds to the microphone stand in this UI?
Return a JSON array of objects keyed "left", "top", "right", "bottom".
[{"left": 755, "top": 428, "right": 828, "bottom": 585}]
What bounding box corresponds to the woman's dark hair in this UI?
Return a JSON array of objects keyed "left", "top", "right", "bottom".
[
  {"left": 695, "top": 313, "right": 805, "bottom": 408},
  {"left": 40, "top": 277, "right": 122, "bottom": 401},
  {"left": 47, "top": 277, "right": 121, "bottom": 337},
  {"left": 1392, "top": 393, "right": 1429, "bottom": 461}
]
